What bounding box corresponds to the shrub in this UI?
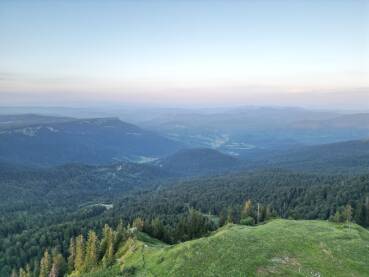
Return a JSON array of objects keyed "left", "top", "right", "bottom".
[{"left": 240, "top": 216, "right": 255, "bottom": 226}]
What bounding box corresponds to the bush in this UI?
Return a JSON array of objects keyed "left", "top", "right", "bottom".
[{"left": 240, "top": 217, "right": 255, "bottom": 226}]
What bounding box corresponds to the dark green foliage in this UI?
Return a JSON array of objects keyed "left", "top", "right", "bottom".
[
  {"left": 155, "top": 148, "right": 241, "bottom": 176},
  {"left": 1, "top": 165, "right": 369, "bottom": 275},
  {"left": 240, "top": 217, "right": 255, "bottom": 226}
]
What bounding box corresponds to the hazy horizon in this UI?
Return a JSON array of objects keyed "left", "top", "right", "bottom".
[{"left": 1, "top": 1, "right": 368, "bottom": 109}]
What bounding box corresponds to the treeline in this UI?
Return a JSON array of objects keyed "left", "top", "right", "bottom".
[
  {"left": 329, "top": 198, "right": 369, "bottom": 226},
  {"left": 12, "top": 197, "right": 367, "bottom": 277},
  {"left": 12, "top": 209, "right": 215, "bottom": 276},
  {"left": 2, "top": 170, "right": 369, "bottom": 276},
  {"left": 12, "top": 223, "right": 129, "bottom": 277},
  {"left": 220, "top": 199, "right": 276, "bottom": 226}
]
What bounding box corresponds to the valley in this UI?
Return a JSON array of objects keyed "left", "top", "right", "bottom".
[
  {"left": 0, "top": 109, "right": 368, "bottom": 277},
  {"left": 1, "top": 1, "right": 367, "bottom": 276}
]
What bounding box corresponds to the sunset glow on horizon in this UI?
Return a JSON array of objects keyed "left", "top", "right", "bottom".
[{"left": 0, "top": 1, "right": 368, "bottom": 108}]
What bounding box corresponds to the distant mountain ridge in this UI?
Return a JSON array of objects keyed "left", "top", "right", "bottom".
[
  {"left": 251, "top": 137, "right": 369, "bottom": 173},
  {"left": 290, "top": 113, "right": 369, "bottom": 129},
  {"left": 140, "top": 108, "right": 369, "bottom": 155},
  {"left": 0, "top": 113, "right": 74, "bottom": 129},
  {"left": 0, "top": 115, "right": 183, "bottom": 166}
]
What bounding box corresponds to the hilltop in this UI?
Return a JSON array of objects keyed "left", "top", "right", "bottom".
[
  {"left": 247, "top": 138, "right": 369, "bottom": 174},
  {"left": 0, "top": 115, "right": 182, "bottom": 166},
  {"left": 155, "top": 148, "right": 241, "bottom": 176},
  {"left": 83, "top": 219, "right": 369, "bottom": 276}
]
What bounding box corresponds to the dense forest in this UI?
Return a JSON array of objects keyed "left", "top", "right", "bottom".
[
  {"left": 1, "top": 113, "right": 369, "bottom": 276},
  {"left": 1, "top": 167, "right": 369, "bottom": 276},
  {"left": 2, "top": 0, "right": 369, "bottom": 274}
]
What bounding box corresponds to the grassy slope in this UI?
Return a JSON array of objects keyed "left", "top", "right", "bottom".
[
  {"left": 124, "top": 220, "right": 369, "bottom": 277},
  {"left": 85, "top": 219, "right": 369, "bottom": 276}
]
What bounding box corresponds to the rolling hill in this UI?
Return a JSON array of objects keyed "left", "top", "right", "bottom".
[
  {"left": 291, "top": 113, "right": 369, "bottom": 130},
  {"left": 0, "top": 160, "right": 173, "bottom": 210},
  {"left": 0, "top": 116, "right": 183, "bottom": 166},
  {"left": 83, "top": 219, "right": 369, "bottom": 277},
  {"left": 140, "top": 108, "right": 369, "bottom": 155},
  {"left": 155, "top": 148, "right": 241, "bottom": 176},
  {"left": 256, "top": 138, "right": 369, "bottom": 173}
]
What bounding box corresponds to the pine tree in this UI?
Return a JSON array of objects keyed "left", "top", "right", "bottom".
[
  {"left": 100, "top": 225, "right": 111, "bottom": 261},
  {"left": 11, "top": 269, "right": 18, "bottom": 277},
  {"left": 74, "top": 234, "right": 85, "bottom": 273},
  {"left": 150, "top": 218, "right": 165, "bottom": 239},
  {"left": 260, "top": 205, "right": 267, "bottom": 223},
  {"left": 39, "top": 249, "right": 51, "bottom": 277},
  {"left": 331, "top": 210, "right": 342, "bottom": 223},
  {"left": 25, "top": 264, "right": 32, "bottom": 277},
  {"left": 33, "top": 260, "right": 40, "bottom": 277},
  {"left": 51, "top": 250, "right": 66, "bottom": 277},
  {"left": 265, "top": 205, "right": 272, "bottom": 221},
  {"left": 343, "top": 204, "right": 353, "bottom": 231},
  {"left": 67, "top": 237, "right": 76, "bottom": 273},
  {"left": 84, "top": 230, "right": 98, "bottom": 271},
  {"left": 101, "top": 225, "right": 114, "bottom": 268},
  {"left": 132, "top": 218, "right": 144, "bottom": 231},
  {"left": 103, "top": 243, "right": 114, "bottom": 268},
  {"left": 219, "top": 208, "right": 228, "bottom": 226},
  {"left": 19, "top": 268, "right": 27, "bottom": 277},
  {"left": 226, "top": 207, "right": 234, "bottom": 224},
  {"left": 48, "top": 264, "right": 57, "bottom": 277},
  {"left": 114, "top": 220, "right": 127, "bottom": 252},
  {"left": 241, "top": 199, "right": 253, "bottom": 219},
  {"left": 355, "top": 197, "right": 369, "bottom": 227},
  {"left": 343, "top": 204, "right": 352, "bottom": 223}
]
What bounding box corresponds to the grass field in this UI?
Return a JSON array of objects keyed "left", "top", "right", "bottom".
[
  {"left": 121, "top": 219, "right": 369, "bottom": 277},
  {"left": 84, "top": 219, "right": 369, "bottom": 276}
]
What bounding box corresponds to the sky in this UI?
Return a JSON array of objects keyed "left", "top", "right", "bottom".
[{"left": 0, "top": 0, "right": 368, "bottom": 109}]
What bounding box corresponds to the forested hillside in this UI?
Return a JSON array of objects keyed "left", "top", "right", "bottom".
[
  {"left": 2, "top": 0, "right": 368, "bottom": 275},
  {"left": 258, "top": 138, "right": 369, "bottom": 174},
  {"left": 154, "top": 148, "right": 241, "bottom": 176},
  {"left": 2, "top": 167, "right": 369, "bottom": 276},
  {"left": 0, "top": 116, "right": 182, "bottom": 166}
]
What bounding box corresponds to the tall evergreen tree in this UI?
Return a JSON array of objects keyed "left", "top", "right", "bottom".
[
  {"left": 226, "top": 207, "right": 234, "bottom": 224},
  {"left": 48, "top": 264, "right": 57, "bottom": 277},
  {"left": 132, "top": 218, "right": 144, "bottom": 231},
  {"left": 11, "top": 269, "right": 18, "bottom": 277},
  {"left": 241, "top": 200, "right": 253, "bottom": 219},
  {"left": 343, "top": 204, "right": 352, "bottom": 224},
  {"left": 39, "top": 249, "right": 51, "bottom": 277},
  {"left": 19, "top": 268, "right": 26, "bottom": 277},
  {"left": 25, "top": 264, "right": 32, "bottom": 277},
  {"left": 74, "top": 235, "right": 85, "bottom": 273},
  {"left": 331, "top": 210, "right": 342, "bottom": 223},
  {"left": 114, "top": 220, "right": 127, "bottom": 252},
  {"left": 51, "top": 250, "right": 66, "bottom": 277},
  {"left": 84, "top": 230, "right": 98, "bottom": 272},
  {"left": 103, "top": 243, "right": 114, "bottom": 268},
  {"left": 101, "top": 225, "right": 114, "bottom": 268},
  {"left": 33, "top": 260, "right": 40, "bottom": 277},
  {"left": 67, "top": 237, "right": 76, "bottom": 273}
]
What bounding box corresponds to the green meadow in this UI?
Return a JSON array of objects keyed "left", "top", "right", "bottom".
[{"left": 83, "top": 219, "right": 369, "bottom": 276}]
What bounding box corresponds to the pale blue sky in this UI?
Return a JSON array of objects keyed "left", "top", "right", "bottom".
[{"left": 0, "top": 0, "right": 368, "bottom": 108}]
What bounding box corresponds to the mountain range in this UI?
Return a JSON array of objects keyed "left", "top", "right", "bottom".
[{"left": 0, "top": 115, "right": 183, "bottom": 166}]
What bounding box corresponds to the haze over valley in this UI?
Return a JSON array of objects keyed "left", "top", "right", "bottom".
[{"left": 0, "top": 1, "right": 368, "bottom": 276}]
